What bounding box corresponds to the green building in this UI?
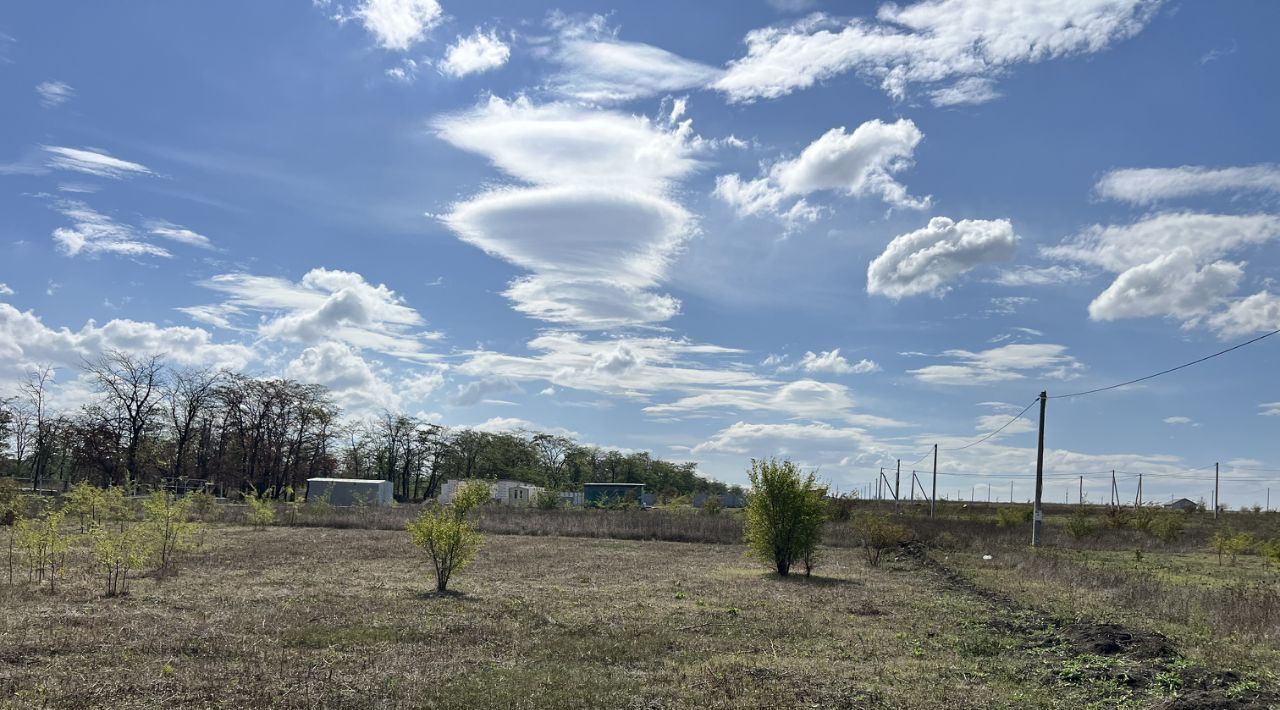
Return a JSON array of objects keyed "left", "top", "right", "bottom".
[{"left": 583, "top": 482, "right": 646, "bottom": 507}]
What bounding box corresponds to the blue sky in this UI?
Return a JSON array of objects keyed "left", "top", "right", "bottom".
[{"left": 3, "top": 0, "right": 1280, "bottom": 507}]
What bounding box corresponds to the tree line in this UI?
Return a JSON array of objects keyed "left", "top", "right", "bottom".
[{"left": 0, "top": 350, "right": 731, "bottom": 501}]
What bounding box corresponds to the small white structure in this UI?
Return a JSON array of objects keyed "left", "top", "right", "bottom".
[
  {"left": 305, "top": 478, "right": 394, "bottom": 506},
  {"left": 439, "top": 479, "right": 544, "bottom": 506}
]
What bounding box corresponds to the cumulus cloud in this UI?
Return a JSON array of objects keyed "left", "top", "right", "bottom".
[
  {"left": 1163, "top": 416, "right": 1196, "bottom": 426},
  {"left": 0, "top": 284, "right": 13, "bottom": 296},
  {"left": 449, "top": 378, "right": 523, "bottom": 406},
  {"left": 716, "top": 118, "right": 927, "bottom": 225},
  {"left": 36, "top": 80, "right": 74, "bottom": 107},
  {"left": 776, "top": 349, "right": 880, "bottom": 375},
  {"left": 1205, "top": 291, "right": 1280, "bottom": 339},
  {"left": 692, "top": 420, "right": 880, "bottom": 456},
  {"left": 1096, "top": 164, "right": 1280, "bottom": 205},
  {"left": 1045, "top": 212, "right": 1280, "bottom": 326},
  {"left": 908, "top": 343, "right": 1083, "bottom": 385},
  {"left": 183, "top": 268, "right": 440, "bottom": 359},
  {"left": 285, "top": 342, "right": 399, "bottom": 412},
  {"left": 0, "top": 303, "right": 254, "bottom": 392},
  {"left": 43, "top": 146, "right": 151, "bottom": 179},
  {"left": 544, "top": 14, "right": 723, "bottom": 103},
  {"left": 352, "top": 0, "right": 442, "bottom": 50},
  {"left": 440, "top": 29, "right": 510, "bottom": 77},
  {"left": 867, "top": 216, "right": 1018, "bottom": 298},
  {"left": 1086, "top": 248, "right": 1242, "bottom": 322},
  {"left": 1260, "top": 402, "right": 1280, "bottom": 417},
  {"left": 714, "top": 1, "right": 1160, "bottom": 103},
  {"left": 434, "top": 97, "right": 705, "bottom": 327}
]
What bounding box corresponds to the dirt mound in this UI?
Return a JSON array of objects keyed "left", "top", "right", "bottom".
[{"left": 1059, "top": 622, "right": 1175, "bottom": 659}]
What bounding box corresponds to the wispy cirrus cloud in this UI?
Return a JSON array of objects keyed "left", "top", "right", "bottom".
[
  {"left": 43, "top": 146, "right": 152, "bottom": 179},
  {"left": 36, "top": 80, "right": 74, "bottom": 107}
]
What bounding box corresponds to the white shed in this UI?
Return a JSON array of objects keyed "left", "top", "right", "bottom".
[
  {"left": 305, "top": 478, "right": 394, "bottom": 506},
  {"left": 439, "top": 479, "right": 544, "bottom": 506}
]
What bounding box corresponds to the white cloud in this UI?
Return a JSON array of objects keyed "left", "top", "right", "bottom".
[
  {"left": 1260, "top": 402, "right": 1280, "bottom": 417},
  {"left": 645, "top": 379, "right": 904, "bottom": 427},
  {"left": 1086, "top": 248, "right": 1242, "bottom": 322},
  {"left": 909, "top": 343, "right": 1083, "bottom": 385},
  {"left": 43, "top": 146, "right": 152, "bottom": 179},
  {"left": 183, "top": 268, "right": 440, "bottom": 359},
  {"left": 1205, "top": 291, "right": 1280, "bottom": 339},
  {"left": 714, "top": 1, "right": 1160, "bottom": 103},
  {"left": 1045, "top": 212, "right": 1280, "bottom": 273},
  {"left": 1163, "top": 416, "right": 1196, "bottom": 426},
  {"left": 1046, "top": 212, "right": 1280, "bottom": 327},
  {"left": 449, "top": 378, "right": 522, "bottom": 406},
  {"left": 928, "top": 77, "right": 1002, "bottom": 106},
  {"left": 434, "top": 97, "right": 705, "bottom": 328},
  {"left": 545, "top": 14, "right": 722, "bottom": 103},
  {"left": 440, "top": 29, "right": 510, "bottom": 77},
  {"left": 716, "top": 118, "right": 928, "bottom": 224},
  {"left": 867, "top": 216, "right": 1018, "bottom": 298},
  {"left": 0, "top": 303, "right": 254, "bottom": 394},
  {"left": 146, "top": 221, "right": 215, "bottom": 249},
  {"left": 974, "top": 413, "right": 1035, "bottom": 436},
  {"left": 1096, "top": 164, "right": 1280, "bottom": 205},
  {"left": 0, "top": 284, "right": 13, "bottom": 296},
  {"left": 473, "top": 416, "right": 580, "bottom": 439},
  {"left": 353, "top": 0, "right": 442, "bottom": 51},
  {"left": 692, "top": 420, "right": 880, "bottom": 456},
  {"left": 285, "top": 342, "right": 398, "bottom": 412},
  {"left": 52, "top": 201, "right": 171, "bottom": 258},
  {"left": 36, "top": 80, "right": 73, "bottom": 107},
  {"left": 456, "top": 332, "right": 766, "bottom": 398},
  {"left": 991, "top": 264, "right": 1087, "bottom": 287},
  {"left": 779, "top": 349, "right": 880, "bottom": 375}
]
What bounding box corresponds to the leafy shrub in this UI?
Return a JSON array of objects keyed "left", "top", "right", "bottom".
[
  {"left": 701, "top": 496, "right": 723, "bottom": 515},
  {"left": 91, "top": 523, "right": 147, "bottom": 596},
  {"left": 1103, "top": 507, "right": 1132, "bottom": 529},
  {"left": 1131, "top": 506, "right": 1155, "bottom": 533},
  {"left": 1065, "top": 509, "right": 1097, "bottom": 540},
  {"left": 533, "top": 489, "right": 562, "bottom": 510},
  {"left": 849, "top": 513, "right": 912, "bottom": 567},
  {"left": 142, "top": 492, "right": 200, "bottom": 576},
  {"left": 996, "top": 506, "right": 1033, "bottom": 528},
  {"left": 406, "top": 480, "right": 489, "bottom": 593},
  {"left": 1149, "top": 513, "right": 1184, "bottom": 543},
  {"left": 62, "top": 482, "right": 104, "bottom": 532},
  {"left": 1210, "top": 530, "right": 1257, "bottom": 565},
  {"left": 244, "top": 487, "right": 276, "bottom": 530},
  {"left": 743, "top": 459, "right": 827, "bottom": 577},
  {"left": 14, "top": 507, "right": 72, "bottom": 592},
  {"left": 188, "top": 490, "right": 220, "bottom": 522}
]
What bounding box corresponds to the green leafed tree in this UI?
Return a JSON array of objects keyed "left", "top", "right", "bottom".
[
  {"left": 743, "top": 458, "right": 827, "bottom": 577},
  {"left": 406, "top": 480, "right": 490, "bottom": 593}
]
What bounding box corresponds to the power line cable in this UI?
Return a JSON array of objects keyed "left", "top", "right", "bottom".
[
  {"left": 942, "top": 398, "right": 1039, "bottom": 451},
  {"left": 1050, "top": 328, "right": 1280, "bottom": 399}
]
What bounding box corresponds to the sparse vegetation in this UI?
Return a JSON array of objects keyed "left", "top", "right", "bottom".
[
  {"left": 406, "top": 480, "right": 490, "bottom": 592},
  {"left": 850, "top": 513, "right": 912, "bottom": 566}
]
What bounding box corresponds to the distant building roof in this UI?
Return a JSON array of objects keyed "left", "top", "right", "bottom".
[
  {"left": 1165, "top": 498, "right": 1198, "bottom": 509},
  {"left": 307, "top": 478, "right": 386, "bottom": 484},
  {"left": 583, "top": 482, "right": 645, "bottom": 487}
]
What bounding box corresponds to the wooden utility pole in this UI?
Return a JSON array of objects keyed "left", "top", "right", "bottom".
[
  {"left": 1032, "top": 391, "right": 1047, "bottom": 547},
  {"left": 1134, "top": 472, "right": 1143, "bottom": 508},
  {"left": 930, "top": 444, "right": 938, "bottom": 518},
  {"left": 1213, "top": 462, "right": 1219, "bottom": 520},
  {"left": 1110, "top": 470, "right": 1117, "bottom": 508},
  {"left": 910, "top": 471, "right": 915, "bottom": 502},
  {"left": 895, "top": 459, "right": 901, "bottom": 512},
  {"left": 1079, "top": 475, "right": 1083, "bottom": 507}
]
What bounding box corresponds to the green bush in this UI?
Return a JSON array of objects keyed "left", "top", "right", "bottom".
[
  {"left": 244, "top": 487, "right": 276, "bottom": 530},
  {"left": 533, "top": 489, "right": 562, "bottom": 510},
  {"left": 850, "top": 513, "right": 912, "bottom": 567},
  {"left": 996, "top": 506, "right": 1033, "bottom": 528},
  {"left": 407, "top": 480, "right": 489, "bottom": 593},
  {"left": 1149, "top": 513, "right": 1184, "bottom": 543},
  {"left": 1064, "top": 509, "right": 1097, "bottom": 540},
  {"left": 743, "top": 458, "right": 827, "bottom": 577}
]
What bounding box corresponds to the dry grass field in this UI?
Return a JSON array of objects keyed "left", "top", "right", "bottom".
[{"left": 3, "top": 522, "right": 1277, "bottom": 709}]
